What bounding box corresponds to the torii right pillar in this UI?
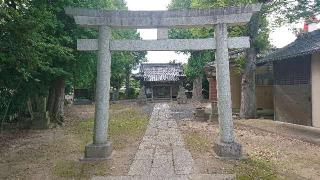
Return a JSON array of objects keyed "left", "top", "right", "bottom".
[{"left": 214, "top": 23, "right": 242, "bottom": 159}]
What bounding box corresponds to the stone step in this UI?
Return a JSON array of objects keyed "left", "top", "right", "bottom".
[{"left": 92, "top": 174, "right": 235, "bottom": 180}]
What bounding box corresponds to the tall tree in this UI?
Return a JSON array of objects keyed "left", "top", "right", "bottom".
[
  {"left": 169, "top": 0, "right": 212, "bottom": 101},
  {"left": 240, "top": 0, "right": 319, "bottom": 118},
  {"left": 168, "top": 0, "right": 270, "bottom": 107},
  {"left": 0, "top": 0, "right": 145, "bottom": 128},
  {"left": 240, "top": 3, "right": 270, "bottom": 118},
  {"left": 270, "top": 0, "right": 320, "bottom": 24}
]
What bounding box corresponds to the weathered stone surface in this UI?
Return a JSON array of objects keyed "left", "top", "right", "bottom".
[
  {"left": 129, "top": 103, "right": 194, "bottom": 177},
  {"left": 128, "top": 159, "right": 152, "bottom": 176},
  {"left": 137, "top": 86, "right": 147, "bottom": 105},
  {"left": 31, "top": 96, "right": 50, "bottom": 129},
  {"left": 77, "top": 39, "right": 97, "bottom": 51},
  {"left": 213, "top": 139, "right": 242, "bottom": 159},
  {"left": 173, "top": 146, "right": 194, "bottom": 175},
  {"left": 82, "top": 142, "right": 112, "bottom": 160},
  {"left": 65, "top": 4, "right": 261, "bottom": 28},
  {"left": 215, "top": 23, "right": 234, "bottom": 144},
  {"left": 77, "top": 37, "right": 250, "bottom": 51},
  {"left": 189, "top": 174, "right": 235, "bottom": 180},
  {"left": 93, "top": 25, "right": 112, "bottom": 145},
  {"left": 134, "top": 149, "right": 154, "bottom": 160},
  {"left": 66, "top": 4, "right": 261, "bottom": 18},
  {"left": 177, "top": 86, "right": 188, "bottom": 104},
  {"left": 210, "top": 102, "right": 219, "bottom": 122},
  {"left": 194, "top": 107, "right": 209, "bottom": 121},
  {"left": 92, "top": 174, "right": 235, "bottom": 180},
  {"left": 157, "top": 28, "right": 168, "bottom": 40}
]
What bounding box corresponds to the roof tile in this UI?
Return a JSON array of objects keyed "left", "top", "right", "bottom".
[
  {"left": 258, "top": 30, "right": 320, "bottom": 64},
  {"left": 139, "top": 63, "right": 184, "bottom": 82}
]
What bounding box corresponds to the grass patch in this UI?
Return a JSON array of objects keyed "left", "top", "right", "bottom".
[
  {"left": 72, "top": 106, "right": 148, "bottom": 150},
  {"left": 109, "top": 103, "right": 132, "bottom": 111},
  {"left": 185, "top": 131, "right": 211, "bottom": 153},
  {"left": 53, "top": 105, "right": 149, "bottom": 178},
  {"left": 53, "top": 160, "right": 109, "bottom": 179},
  {"left": 235, "top": 156, "right": 279, "bottom": 180},
  {"left": 109, "top": 107, "right": 149, "bottom": 150},
  {"left": 75, "top": 120, "right": 94, "bottom": 145}
]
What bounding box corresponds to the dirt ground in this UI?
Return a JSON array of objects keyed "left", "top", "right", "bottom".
[
  {"left": 179, "top": 119, "right": 320, "bottom": 180},
  {"left": 0, "top": 103, "right": 153, "bottom": 179},
  {"left": 2, "top": 102, "right": 320, "bottom": 179}
]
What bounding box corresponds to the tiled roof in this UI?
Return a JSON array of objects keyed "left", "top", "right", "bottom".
[
  {"left": 258, "top": 30, "right": 320, "bottom": 64},
  {"left": 138, "top": 63, "right": 184, "bottom": 82}
]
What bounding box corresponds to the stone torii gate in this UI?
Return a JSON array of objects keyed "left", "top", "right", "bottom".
[{"left": 65, "top": 4, "right": 261, "bottom": 160}]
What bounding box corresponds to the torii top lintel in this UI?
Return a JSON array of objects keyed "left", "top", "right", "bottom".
[{"left": 65, "top": 4, "right": 261, "bottom": 28}]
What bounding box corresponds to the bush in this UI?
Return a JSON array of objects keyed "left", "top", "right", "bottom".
[{"left": 127, "top": 87, "right": 138, "bottom": 99}]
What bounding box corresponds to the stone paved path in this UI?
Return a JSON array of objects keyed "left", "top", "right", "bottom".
[
  {"left": 128, "top": 103, "right": 194, "bottom": 176},
  {"left": 93, "top": 103, "right": 235, "bottom": 180}
]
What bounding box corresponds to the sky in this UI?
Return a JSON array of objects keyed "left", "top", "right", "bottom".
[{"left": 125, "top": 0, "right": 305, "bottom": 64}]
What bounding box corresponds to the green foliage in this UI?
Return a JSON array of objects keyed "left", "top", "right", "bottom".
[
  {"left": 168, "top": 0, "right": 270, "bottom": 80},
  {"left": 185, "top": 51, "right": 213, "bottom": 79},
  {"left": 0, "top": 0, "right": 145, "bottom": 127},
  {"left": 269, "top": 0, "right": 320, "bottom": 25}
]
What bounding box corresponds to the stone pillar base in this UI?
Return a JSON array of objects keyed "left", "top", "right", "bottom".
[
  {"left": 81, "top": 141, "right": 112, "bottom": 161},
  {"left": 214, "top": 139, "right": 242, "bottom": 159}
]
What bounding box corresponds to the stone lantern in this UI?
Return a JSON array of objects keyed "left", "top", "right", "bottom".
[
  {"left": 204, "top": 62, "right": 218, "bottom": 121},
  {"left": 134, "top": 73, "right": 147, "bottom": 105},
  {"left": 177, "top": 72, "right": 187, "bottom": 104}
]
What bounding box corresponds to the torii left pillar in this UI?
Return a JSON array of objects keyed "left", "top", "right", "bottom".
[
  {"left": 214, "top": 23, "right": 242, "bottom": 159},
  {"left": 83, "top": 25, "right": 113, "bottom": 160}
]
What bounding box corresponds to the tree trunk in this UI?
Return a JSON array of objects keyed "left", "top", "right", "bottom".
[
  {"left": 125, "top": 72, "right": 130, "bottom": 99},
  {"left": 47, "top": 77, "right": 65, "bottom": 124},
  {"left": 192, "top": 76, "right": 203, "bottom": 101},
  {"left": 240, "top": 12, "right": 260, "bottom": 119},
  {"left": 240, "top": 45, "right": 257, "bottom": 119}
]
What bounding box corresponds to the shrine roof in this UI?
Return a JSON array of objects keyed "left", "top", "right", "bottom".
[
  {"left": 258, "top": 30, "right": 320, "bottom": 64},
  {"left": 136, "top": 63, "right": 184, "bottom": 82}
]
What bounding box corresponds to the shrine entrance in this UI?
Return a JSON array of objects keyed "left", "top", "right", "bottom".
[
  {"left": 65, "top": 4, "right": 261, "bottom": 160},
  {"left": 153, "top": 86, "right": 171, "bottom": 100}
]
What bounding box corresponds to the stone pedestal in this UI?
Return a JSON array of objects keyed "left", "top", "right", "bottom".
[
  {"left": 194, "top": 107, "right": 209, "bottom": 121},
  {"left": 31, "top": 96, "right": 50, "bottom": 129},
  {"left": 209, "top": 101, "right": 218, "bottom": 122},
  {"left": 177, "top": 86, "right": 187, "bottom": 104},
  {"left": 137, "top": 86, "right": 147, "bottom": 105},
  {"left": 214, "top": 138, "right": 242, "bottom": 159},
  {"left": 82, "top": 141, "right": 113, "bottom": 161},
  {"left": 32, "top": 112, "right": 50, "bottom": 129}
]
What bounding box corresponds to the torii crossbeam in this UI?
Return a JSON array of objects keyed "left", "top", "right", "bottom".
[{"left": 65, "top": 4, "right": 261, "bottom": 161}]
